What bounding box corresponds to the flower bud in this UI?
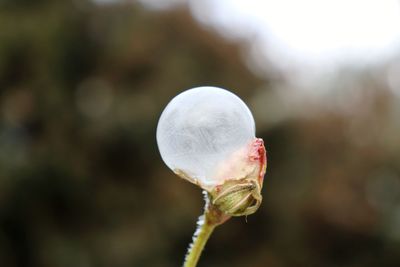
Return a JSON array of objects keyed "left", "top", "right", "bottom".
[
  {"left": 157, "top": 86, "right": 267, "bottom": 217},
  {"left": 208, "top": 138, "right": 266, "bottom": 216}
]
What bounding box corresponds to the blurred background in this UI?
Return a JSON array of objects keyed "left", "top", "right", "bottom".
[{"left": 1, "top": 0, "right": 400, "bottom": 266}]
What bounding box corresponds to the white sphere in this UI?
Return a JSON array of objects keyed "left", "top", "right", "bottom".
[{"left": 156, "top": 86, "right": 255, "bottom": 186}]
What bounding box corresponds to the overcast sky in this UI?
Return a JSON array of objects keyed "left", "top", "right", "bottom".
[{"left": 138, "top": 0, "right": 400, "bottom": 73}]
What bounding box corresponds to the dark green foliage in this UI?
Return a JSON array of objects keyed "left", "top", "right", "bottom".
[{"left": 0, "top": 1, "right": 399, "bottom": 267}]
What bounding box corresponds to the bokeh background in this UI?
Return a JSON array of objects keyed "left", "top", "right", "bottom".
[{"left": 1, "top": 1, "right": 400, "bottom": 266}]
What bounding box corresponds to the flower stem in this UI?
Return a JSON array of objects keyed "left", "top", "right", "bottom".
[
  {"left": 183, "top": 215, "right": 216, "bottom": 267},
  {"left": 183, "top": 193, "right": 230, "bottom": 267}
]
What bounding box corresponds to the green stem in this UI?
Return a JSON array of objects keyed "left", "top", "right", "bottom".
[
  {"left": 183, "top": 214, "right": 216, "bottom": 267},
  {"left": 183, "top": 193, "right": 230, "bottom": 267}
]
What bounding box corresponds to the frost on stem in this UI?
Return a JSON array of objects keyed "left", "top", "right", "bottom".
[
  {"left": 184, "top": 192, "right": 230, "bottom": 267},
  {"left": 185, "top": 192, "right": 209, "bottom": 263}
]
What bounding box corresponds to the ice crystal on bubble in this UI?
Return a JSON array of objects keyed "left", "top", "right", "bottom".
[{"left": 156, "top": 86, "right": 255, "bottom": 186}]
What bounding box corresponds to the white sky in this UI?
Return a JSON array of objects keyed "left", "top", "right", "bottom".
[
  {"left": 138, "top": 0, "right": 400, "bottom": 72},
  {"left": 188, "top": 0, "right": 400, "bottom": 70}
]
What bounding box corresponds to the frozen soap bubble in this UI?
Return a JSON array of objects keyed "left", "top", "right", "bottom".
[{"left": 156, "top": 86, "right": 255, "bottom": 186}]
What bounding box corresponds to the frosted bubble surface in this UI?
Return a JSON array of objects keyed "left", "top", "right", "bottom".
[{"left": 156, "top": 86, "right": 255, "bottom": 185}]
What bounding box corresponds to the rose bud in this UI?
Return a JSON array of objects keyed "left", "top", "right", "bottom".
[{"left": 157, "top": 86, "right": 267, "bottom": 217}]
